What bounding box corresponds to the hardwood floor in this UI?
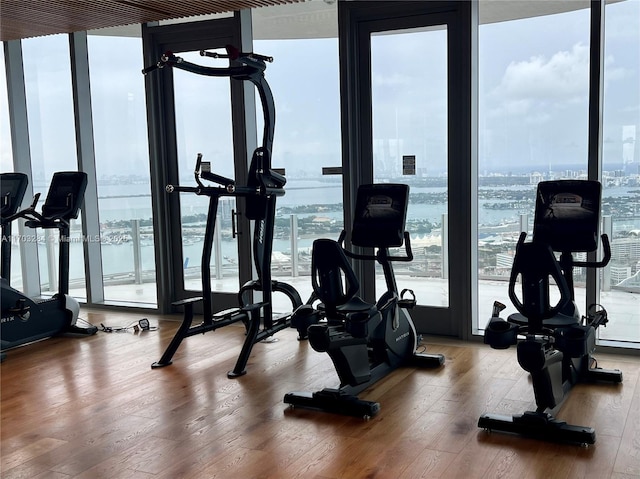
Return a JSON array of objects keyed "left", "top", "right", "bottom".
[{"left": 1, "top": 309, "right": 639, "bottom": 478}]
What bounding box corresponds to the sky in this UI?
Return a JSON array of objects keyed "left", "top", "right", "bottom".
[
  {"left": 479, "top": 2, "right": 638, "bottom": 173},
  {"left": 0, "top": 0, "right": 638, "bottom": 180}
]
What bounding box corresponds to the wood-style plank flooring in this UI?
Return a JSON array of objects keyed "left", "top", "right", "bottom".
[{"left": 1, "top": 309, "right": 639, "bottom": 478}]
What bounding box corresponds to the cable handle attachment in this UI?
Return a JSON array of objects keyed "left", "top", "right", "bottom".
[
  {"left": 165, "top": 185, "right": 199, "bottom": 194},
  {"left": 142, "top": 51, "right": 178, "bottom": 75},
  {"left": 200, "top": 44, "right": 273, "bottom": 63}
]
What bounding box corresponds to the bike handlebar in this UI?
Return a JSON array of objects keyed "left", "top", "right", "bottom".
[
  {"left": 29, "top": 193, "right": 41, "bottom": 209},
  {"left": 0, "top": 191, "right": 74, "bottom": 226},
  {"left": 338, "top": 230, "right": 413, "bottom": 262},
  {"left": 571, "top": 234, "right": 611, "bottom": 268},
  {"left": 387, "top": 232, "right": 414, "bottom": 262},
  {"left": 2, "top": 193, "right": 41, "bottom": 223}
]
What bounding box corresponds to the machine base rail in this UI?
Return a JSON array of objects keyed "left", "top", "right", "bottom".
[
  {"left": 284, "top": 389, "right": 380, "bottom": 419},
  {"left": 227, "top": 307, "right": 292, "bottom": 378},
  {"left": 478, "top": 411, "right": 596, "bottom": 446},
  {"left": 411, "top": 352, "right": 445, "bottom": 368},
  {"left": 587, "top": 367, "right": 623, "bottom": 383},
  {"left": 65, "top": 324, "right": 99, "bottom": 336},
  {"left": 151, "top": 299, "right": 247, "bottom": 369}
]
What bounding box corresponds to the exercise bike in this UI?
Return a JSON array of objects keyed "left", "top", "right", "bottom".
[
  {"left": 1, "top": 172, "right": 29, "bottom": 362},
  {"left": 478, "top": 179, "right": 622, "bottom": 446},
  {"left": 284, "top": 183, "right": 444, "bottom": 418},
  {"left": 145, "top": 46, "right": 303, "bottom": 377},
  {"left": 1, "top": 172, "right": 29, "bottom": 283},
  {"left": 1, "top": 171, "right": 98, "bottom": 358}
]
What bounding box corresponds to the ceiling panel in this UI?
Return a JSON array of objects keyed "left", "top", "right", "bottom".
[{"left": 0, "top": 0, "right": 303, "bottom": 41}]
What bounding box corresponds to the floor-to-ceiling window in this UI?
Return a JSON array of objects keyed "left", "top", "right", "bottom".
[
  {"left": 2, "top": 1, "right": 637, "bottom": 350},
  {"left": 600, "top": 0, "right": 640, "bottom": 344},
  {"left": 253, "top": 2, "right": 342, "bottom": 308},
  {"left": 476, "top": 1, "right": 638, "bottom": 346},
  {"left": 143, "top": 16, "right": 256, "bottom": 314},
  {"left": 371, "top": 26, "right": 449, "bottom": 308},
  {"left": 0, "top": 47, "right": 22, "bottom": 286},
  {"left": 22, "top": 34, "right": 86, "bottom": 298},
  {"left": 87, "top": 28, "right": 157, "bottom": 305},
  {"left": 171, "top": 49, "right": 237, "bottom": 294},
  {"left": 0, "top": 49, "right": 11, "bottom": 172},
  {"left": 477, "top": 3, "right": 591, "bottom": 329},
  {"left": 338, "top": 1, "right": 471, "bottom": 337}
]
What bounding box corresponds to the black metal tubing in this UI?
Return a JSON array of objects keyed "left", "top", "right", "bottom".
[
  {"left": 151, "top": 298, "right": 248, "bottom": 368},
  {"left": 144, "top": 51, "right": 276, "bottom": 155},
  {"left": 147, "top": 45, "right": 305, "bottom": 375}
]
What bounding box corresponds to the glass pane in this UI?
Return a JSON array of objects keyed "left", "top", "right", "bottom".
[
  {"left": 253, "top": 37, "right": 343, "bottom": 309},
  {"left": 477, "top": 6, "right": 590, "bottom": 330},
  {"left": 0, "top": 47, "right": 22, "bottom": 287},
  {"left": 371, "top": 26, "right": 449, "bottom": 307},
  {"left": 172, "top": 51, "right": 237, "bottom": 293},
  {"left": 0, "top": 48, "right": 12, "bottom": 172},
  {"left": 22, "top": 35, "right": 86, "bottom": 298},
  {"left": 601, "top": 0, "right": 640, "bottom": 344},
  {"left": 88, "top": 32, "right": 157, "bottom": 305}
]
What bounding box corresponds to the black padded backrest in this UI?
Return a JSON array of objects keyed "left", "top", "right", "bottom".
[
  {"left": 311, "top": 238, "right": 359, "bottom": 310},
  {"left": 1, "top": 172, "right": 29, "bottom": 218},
  {"left": 245, "top": 147, "right": 285, "bottom": 220},
  {"left": 351, "top": 183, "right": 409, "bottom": 248},
  {"left": 508, "top": 237, "right": 572, "bottom": 322},
  {"left": 533, "top": 180, "right": 601, "bottom": 253},
  {"left": 41, "top": 171, "right": 88, "bottom": 220}
]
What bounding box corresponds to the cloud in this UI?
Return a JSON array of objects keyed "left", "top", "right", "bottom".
[
  {"left": 603, "top": 54, "right": 627, "bottom": 83},
  {"left": 489, "top": 42, "right": 590, "bottom": 119},
  {"left": 372, "top": 72, "right": 411, "bottom": 87}
]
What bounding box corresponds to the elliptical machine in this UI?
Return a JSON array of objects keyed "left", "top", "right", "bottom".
[
  {"left": 144, "top": 46, "right": 303, "bottom": 377},
  {"left": 285, "top": 183, "right": 444, "bottom": 418},
  {"left": 1, "top": 171, "right": 98, "bottom": 357},
  {"left": 478, "top": 180, "right": 622, "bottom": 445}
]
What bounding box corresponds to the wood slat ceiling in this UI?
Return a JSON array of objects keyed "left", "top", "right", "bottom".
[{"left": 0, "top": 0, "right": 304, "bottom": 41}]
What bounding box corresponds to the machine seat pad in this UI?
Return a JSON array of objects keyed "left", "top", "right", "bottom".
[
  {"left": 318, "top": 296, "right": 377, "bottom": 315},
  {"left": 508, "top": 312, "right": 579, "bottom": 328}
]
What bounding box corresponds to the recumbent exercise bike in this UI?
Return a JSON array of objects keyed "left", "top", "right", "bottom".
[
  {"left": 1, "top": 171, "right": 97, "bottom": 359},
  {"left": 285, "top": 183, "right": 444, "bottom": 418},
  {"left": 478, "top": 179, "right": 622, "bottom": 446}
]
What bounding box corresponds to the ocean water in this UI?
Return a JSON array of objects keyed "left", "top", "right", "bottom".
[{"left": 11, "top": 181, "right": 639, "bottom": 282}]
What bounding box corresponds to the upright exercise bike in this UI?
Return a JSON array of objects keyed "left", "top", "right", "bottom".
[
  {"left": 1, "top": 172, "right": 29, "bottom": 284},
  {"left": 478, "top": 180, "right": 622, "bottom": 445},
  {"left": 144, "top": 46, "right": 303, "bottom": 377},
  {"left": 285, "top": 183, "right": 444, "bottom": 418},
  {"left": 1, "top": 172, "right": 29, "bottom": 362},
  {"left": 1, "top": 171, "right": 98, "bottom": 357}
]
